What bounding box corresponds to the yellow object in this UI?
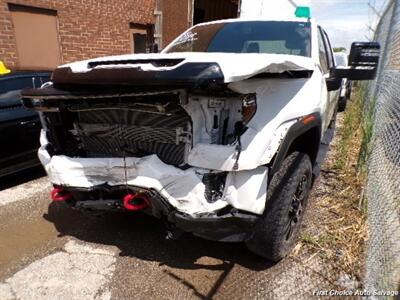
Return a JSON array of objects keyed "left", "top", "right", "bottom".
[{"left": 0, "top": 61, "right": 11, "bottom": 75}]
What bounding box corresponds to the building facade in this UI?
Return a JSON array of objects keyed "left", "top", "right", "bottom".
[
  {"left": 0, "top": 0, "right": 156, "bottom": 70},
  {"left": 0, "top": 0, "right": 239, "bottom": 71}
]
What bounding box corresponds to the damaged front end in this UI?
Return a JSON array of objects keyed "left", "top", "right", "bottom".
[
  {"left": 22, "top": 54, "right": 314, "bottom": 241},
  {"left": 22, "top": 60, "right": 270, "bottom": 242}
]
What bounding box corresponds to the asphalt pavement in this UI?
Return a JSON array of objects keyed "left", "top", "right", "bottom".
[{"left": 0, "top": 153, "right": 350, "bottom": 300}]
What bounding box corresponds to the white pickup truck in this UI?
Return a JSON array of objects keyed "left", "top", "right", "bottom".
[{"left": 23, "top": 15, "right": 380, "bottom": 261}]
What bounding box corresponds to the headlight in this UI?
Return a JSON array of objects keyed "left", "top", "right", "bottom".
[{"left": 242, "top": 94, "right": 257, "bottom": 124}]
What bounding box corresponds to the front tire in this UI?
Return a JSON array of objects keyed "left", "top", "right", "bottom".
[{"left": 246, "top": 152, "right": 313, "bottom": 262}]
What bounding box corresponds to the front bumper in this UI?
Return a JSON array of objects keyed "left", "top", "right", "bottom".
[
  {"left": 56, "top": 184, "right": 259, "bottom": 242},
  {"left": 172, "top": 211, "right": 258, "bottom": 242},
  {"left": 39, "top": 131, "right": 268, "bottom": 216}
]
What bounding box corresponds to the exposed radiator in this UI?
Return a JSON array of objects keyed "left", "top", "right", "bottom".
[{"left": 71, "top": 105, "right": 192, "bottom": 167}]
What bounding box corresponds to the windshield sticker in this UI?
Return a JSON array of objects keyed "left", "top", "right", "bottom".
[{"left": 174, "top": 31, "right": 198, "bottom": 46}]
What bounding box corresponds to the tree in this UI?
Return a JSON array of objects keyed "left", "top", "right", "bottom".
[{"left": 333, "top": 47, "right": 347, "bottom": 53}]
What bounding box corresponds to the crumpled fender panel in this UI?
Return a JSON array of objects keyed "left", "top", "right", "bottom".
[{"left": 188, "top": 71, "right": 324, "bottom": 171}]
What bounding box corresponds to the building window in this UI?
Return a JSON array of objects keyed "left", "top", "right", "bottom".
[
  {"left": 8, "top": 4, "right": 61, "bottom": 70},
  {"left": 193, "top": 0, "right": 238, "bottom": 25},
  {"left": 132, "top": 31, "right": 147, "bottom": 53},
  {"left": 194, "top": 8, "right": 206, "bottom": 24},
  {"left": 130, "top": 23, "right": 153, "bottom": 54}
]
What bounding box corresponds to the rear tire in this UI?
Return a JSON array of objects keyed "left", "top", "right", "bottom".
[{"left": 246, "top": 152, "right": 313, "bottom": 262}]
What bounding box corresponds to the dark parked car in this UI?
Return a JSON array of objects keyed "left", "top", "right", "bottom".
[{"left": 0, "top": 71, "right": 51, "bottom": 177}]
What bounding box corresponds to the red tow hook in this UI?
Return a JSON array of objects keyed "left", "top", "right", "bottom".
[
  {"left": 51, "top": 188, "right": 73, "bottom": 202},
  {"left": 123, "top": 193, "right": 149, "bottom": 211}
]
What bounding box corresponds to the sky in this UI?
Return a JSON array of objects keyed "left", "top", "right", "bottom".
[
  {"left": 306, "top": 0, "right": 389, "bottom": 49},
  {"left": 241, "top": 0, "right": 389, "bottom": 50}
]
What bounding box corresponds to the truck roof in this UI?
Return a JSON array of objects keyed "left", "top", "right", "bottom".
[{"left": 193, "top": 17, "right": 315, "bottom": 28}]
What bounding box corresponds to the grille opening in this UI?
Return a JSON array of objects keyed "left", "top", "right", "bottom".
[{"left": 44, "top": 92, "right": 192, "bottom": 168}]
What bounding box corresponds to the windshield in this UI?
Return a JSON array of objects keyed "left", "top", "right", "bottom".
[{"left": 165, "top": 21, "right": 312, "bottom": 57}]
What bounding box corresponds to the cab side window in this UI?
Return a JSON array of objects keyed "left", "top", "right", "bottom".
[
  {"left": 317, "top": 28, "right": 329, "bottom": 74},
  {"left": 322, "top": 29, "right": 335, "bottom": 70}
]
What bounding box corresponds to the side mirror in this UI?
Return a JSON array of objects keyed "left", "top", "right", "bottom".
[
  {"left": 333, "top": 42, "right": 381, "bottom": 80},
  {"left": 326, "top": 77, "right": 342, "bottom": 91},
  {"left": 150, "top": 43, "right": 159, "bottom": 53}
]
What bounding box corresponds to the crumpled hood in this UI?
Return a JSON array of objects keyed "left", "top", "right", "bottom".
[{"left": 56, "top": 52, "right": 316, "bottom": 84}]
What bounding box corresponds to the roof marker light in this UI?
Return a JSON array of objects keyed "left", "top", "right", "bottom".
[{"left": 295, "top": 6, "right": 311, "bottom": 19}]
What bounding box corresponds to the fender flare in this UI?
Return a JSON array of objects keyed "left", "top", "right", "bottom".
[{"left": 270, "top": 113, "right": 322, "bottom": 176}]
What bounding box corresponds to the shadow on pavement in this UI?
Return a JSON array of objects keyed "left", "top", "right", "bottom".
[
  {"left": 0, "top": 166, "right": 46, "bottom": 191},
  {"left": 44, "top": 202, "right": 273, "bottom": 271},
  {"left": 44, "top": 202, "right": 273, "bottom": 298}
]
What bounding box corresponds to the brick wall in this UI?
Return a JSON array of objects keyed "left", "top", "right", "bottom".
[
  {"left": 162, "top": 0, "right": 189, "bottom": 47},
  {"left": 0, "top": 0, "right": 155, "bottom": 69}
]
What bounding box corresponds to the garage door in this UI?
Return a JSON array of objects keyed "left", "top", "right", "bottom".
[{"left": 9, "top": 4, "right": 61, "bottom": 70}]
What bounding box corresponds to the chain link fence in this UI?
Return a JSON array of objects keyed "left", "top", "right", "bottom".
[{"left": 363, "top": 0, "right": 400, "bottom": 296}]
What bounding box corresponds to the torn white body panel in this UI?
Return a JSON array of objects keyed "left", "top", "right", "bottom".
[
  {"left": 39, "top": 132, "right": 268, "bottom": 216},
  {"left": 188, "top": 71, "right": 325, "bottom": 171},
  {"left": 224, "top": 168, "right": 268, "bottom": 213}
]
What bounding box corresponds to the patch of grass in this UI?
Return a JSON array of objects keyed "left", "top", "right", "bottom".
[
  {"left": 302, "top": 233, "right": 321, "bottom": 247},
  {"left": 299, "top": 88, "right": 368, "bottom": 279},
  {"left": 331, "top": 88, "right": 367, "bottom": 277},
  {"left": 301, "top": 233, "right": 339, "bottom": 256},
  {"left": 334, "top": 89, "right": 364, "bottom": 171},
  {"left": 358, "top": 94, "right": 377, "bottom": 174}
]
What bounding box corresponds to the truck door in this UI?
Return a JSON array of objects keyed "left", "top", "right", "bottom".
[
  {"left": 317, "top": 26, "right": 338, "bottom": 131},
  {"left": 322, "top": 28, "right": 340, "bottom": 123}
]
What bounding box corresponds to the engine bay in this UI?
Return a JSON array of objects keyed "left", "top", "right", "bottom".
[{"left": 26, "top": 89, "right": 255, "bottom": 169}]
